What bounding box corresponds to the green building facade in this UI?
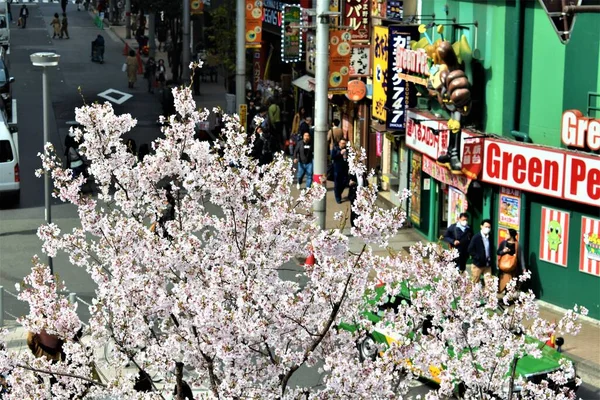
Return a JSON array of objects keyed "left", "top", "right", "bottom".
[{"left": 406, "top": 0, "right": 600, "bottom": 319}]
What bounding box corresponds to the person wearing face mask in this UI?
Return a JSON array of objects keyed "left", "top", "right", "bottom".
[
  {"left": 443, "top": 212, "right": 473, "bottom": 273},
  {"left": 468, "top": 219, "right": 493, "bottom": 284}
]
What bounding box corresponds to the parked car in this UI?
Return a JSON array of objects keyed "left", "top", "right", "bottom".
[
  {"left": 0, "top": 47, "right": 13, "bottom": 116},
  {"left": 338, "top": 282, "right": 579, "bottom": 397},
  {"left": 0, "top": 2, "right": 10, "bottom": 49},
  {"left": 0, "top": 109, "right": 19, "bottom": 203}
]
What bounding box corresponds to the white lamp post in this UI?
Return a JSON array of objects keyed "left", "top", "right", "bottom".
[{"left": 30, "top": 52, "right": 60, "bottom": 275}]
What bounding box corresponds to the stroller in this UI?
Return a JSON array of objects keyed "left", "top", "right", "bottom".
[{"left": 91, "top": 35, "right": 105, "bottom": 63}]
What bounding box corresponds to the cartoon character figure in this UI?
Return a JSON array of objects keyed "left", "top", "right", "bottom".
[{"left": 546, "top": 220, "right": 562, "bottom": 252}]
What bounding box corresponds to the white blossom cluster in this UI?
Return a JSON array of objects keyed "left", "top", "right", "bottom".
[{"left": 0, "top": 85, "right": 587, "bottom": 399}]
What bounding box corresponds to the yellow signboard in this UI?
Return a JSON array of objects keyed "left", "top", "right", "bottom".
[
  {"left": 239, "top": 104, "right": 247, "bottom": 131},
  {"left": 372, "top": 26, "right": 388, "bottom": 122}
]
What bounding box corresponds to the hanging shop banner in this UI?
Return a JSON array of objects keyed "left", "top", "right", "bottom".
[
  {"left": 191, "top": 0, "right": 204, "bottom": 15},
  {"left": 305, "top": 33, "right": 316, "bottom": 74},
  {"left": 461, "top": 138, "right": 483, "bottom": 179},
  {"left": 410, "top": 152, "right": 422, "bottom": 225},
  {"left": 376, "top": 131, "right": 383, "bottom": 157},
  {"left": 328, "top": 30, "right": 352, "bottom": 93},
  {"left": 329, "top": 0, "right": 340, "bottom": 26},
  {"left": 580, "top": 216, "right": 600, "bottom": 277},
  {"left": 372, "top": 26, "right": 388, "bottom": 122},
  {"left": 281, "top": 5, "right": 302, "bottom": 62},
  {"left": 422, "top": 155, "right": 471, "bottom": 194},
  {"left": 344, "top": 0, "right": 369, "bottom": 41},
  {"left": 386, "top": 0, "right": 403, "bottom": 21},
  {"left": 448, "top": 186, "right": 468, "bottom": 225},
  {"left": 245, "top": 0, "right": 263, "bottom": 48},
  {"left": 539, "top": 206, "right": 570, "bottom": 267},
  {"left": 386, "top": 25, "right": 418, "bottom": 131},
  {"left": 371, "top": 0, "right": 386, "bottom": 18},
  {"left": 350, "top": 45, "right": 370, "bottom": 76}
]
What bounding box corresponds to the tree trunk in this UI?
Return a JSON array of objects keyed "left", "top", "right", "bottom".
[{"left": 175, "top": 361, "right": 184, "bottom": 400}]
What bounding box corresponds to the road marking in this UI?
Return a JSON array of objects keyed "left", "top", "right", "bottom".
[{"left": 97, "top": 89, "right": 132, "bottom": 105}]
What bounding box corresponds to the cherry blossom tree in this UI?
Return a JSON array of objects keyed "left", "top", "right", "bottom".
[{"left": 0, "top": 78, "right": 587, "bottom": 399}]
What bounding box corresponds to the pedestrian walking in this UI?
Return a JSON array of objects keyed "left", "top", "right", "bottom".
[
  {"left": 268, "top": 97, "right": 282, "bottom": 151},
  {"left": 293, "top": 131, "right": 314, "bottom": 189},
  {"left": 327, "top": 119, "right": 344, "bottom": 151},
  {"left": 65, "top": 133, "right": 88, "bottom": 180},
  {"left": 125, "top": 50, "right": 138, "bottom": 89},
  {"left": 76, "top": 0, "right": 82, "bottom": 11},
  {"left": 60, "top": 13, "right": 69, "bottom": 39},
  {"left": 443, "top": 212, "right": 473, "bottom": 273},
  {"left": 61, "top": 0, "right": 68, "bottom": 14},
  {"left": 468, "top": 219, "right": 493, "bottom": 284},
  {"left": 497, "top": 228, "right": 527, "bottom": 293},
  {"left": 144, "top": 57, "right": 157, "bottom": 93},
  {"left": 19, "top": 5, "right": 28, "bottom": 29},
  {"left": 331, "top": 139, "right": 349, "bottom": 204},
  {"left": 157, "top": 23, "right": 168, "bottom": 51},
  {"left": 157, "top": 59, "right": 167, "bottom": 90},
  {"left": 51, "top": 13, "right": 61, "bottom": 39}
]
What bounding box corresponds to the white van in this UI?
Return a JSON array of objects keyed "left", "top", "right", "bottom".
[{"left": 0, "top": 108, "right": 19, "bottom": 203}]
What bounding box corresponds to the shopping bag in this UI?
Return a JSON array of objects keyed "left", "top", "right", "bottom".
[
  {"left": 17, "top": 17, "right": 22, "bottom": 27},
  {"left": 122, "top": 63, "right": 127, "bottom": 72}
]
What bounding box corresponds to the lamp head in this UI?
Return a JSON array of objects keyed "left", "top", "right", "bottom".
[{"left": 30, "top": 52, "right": 60, "bottom": 67}]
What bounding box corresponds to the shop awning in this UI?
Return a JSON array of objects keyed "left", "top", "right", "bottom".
[{"left": 292, "top": 75, "right": 316, "bottom": 92}]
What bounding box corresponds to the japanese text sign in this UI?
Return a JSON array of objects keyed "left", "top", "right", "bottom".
[
  {"left": 386, "top": 26, "right": 417, "bottom": 131},
  {"left": 328, "top": 30, "right": 352, "bottom": 93},
  {"left": 371, "top": 26, "right": 388, "bottom": 121},
  {"left": 245, "top": 0, "right": 263, "bottom": 48},
  {"left": 281, "top": 5, "right": 302, "bottom": 62},
  {"left": 344, "top": 0, "right": 369, "bottom": 41}
]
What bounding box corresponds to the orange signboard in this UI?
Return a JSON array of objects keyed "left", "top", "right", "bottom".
[
  {"left": 346, "top": 79, "right": 367, "bottom": 101},
  {"left": 328, "top": 30, "right": 352, "bottom": 94},
  {"left": 245, "top": 0, "right": 263, "bottom": 49}
]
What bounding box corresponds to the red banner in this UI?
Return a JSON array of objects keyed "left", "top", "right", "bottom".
[
  {"left": 245, "top": 0, "right": 263, "bottom": 49},
  {"left": 461, "top": 138, "right": 483, "bottom": 179},
  {"left": 328, "top": 30, "right": 352, "bottom": 93},
  {"left": 344, "top": 0, "right": 369, "bottom": 41}
]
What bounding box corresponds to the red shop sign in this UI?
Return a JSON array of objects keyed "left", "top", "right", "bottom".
[{"left": 344, "top": 0, "right": 369, "bottom": 41}]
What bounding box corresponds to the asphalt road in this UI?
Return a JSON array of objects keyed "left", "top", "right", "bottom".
[{"left": 0, "top": 2, "right": 164, "bottom": 322}]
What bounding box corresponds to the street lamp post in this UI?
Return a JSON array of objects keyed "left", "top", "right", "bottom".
[{"left": 30, "top": 52, "right": 60, "bottom": 275}]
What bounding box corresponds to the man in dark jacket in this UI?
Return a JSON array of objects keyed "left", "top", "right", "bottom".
[
  {"left": 468, "top": 219, "right": 493, "bottom": 283},
  {"left": 443, "top": 212, "right": 473, "bottom": 272},
  {"left": 331, "top": 139, "right": 349, "bottom": 204},
  {"left": 293, "top": 132, "right": 314, "bottom": 189}
]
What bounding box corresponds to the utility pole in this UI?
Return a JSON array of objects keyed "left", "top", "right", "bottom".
[
  {"left": 235, "top": 0, "right": 246, "bottom": 110},
  {"left": 313, "top": 0, "right": 329, "bottom": 228},
  {"left": 125, "top": 0, "right": 131, "bottom": 39},
  {"left": 182, "top": 0, "right": 191, "bottom": 83}
]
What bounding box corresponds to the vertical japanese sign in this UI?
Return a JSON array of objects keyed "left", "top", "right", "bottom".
[
  {"left": 372, "top": 26, "right": 388, "bottom": 122},
  {"left": 386, "top": 25, "right": 417, "bottom": 130},
  {"left": 580, "top": 216, "right": 600, "bottom": 276},
  {"left": 328, "top": 30, "right": 352, "bottom": 93},
  {"left": 344, "top": 0, "right": 369, "bottom": 41},
  {"left": 410, "top": 152, "right": 422, "bottom": 225},
  {"left": 282, "top": 5, "right": 302, "bottom": 62},
  {"left": 461, "top": 137, "right": 483, "bottom": 179},
  {"left": 329, "top": 0, "right": 340, "bottom": 26},
  {"left": 497, "top": 187, "right": 520, "bottom": 246},
  {"left": 376, "top": 131, "right": 382, "bottom": 157},
  {"left": 305, "top": 33, "right": 316, "bottom": 74},
  {"left": 539, "top": 206, "right": 570, "bottom": 267},
  {"left": 245, "top": 0, "right": 263, "bottom": 49}
]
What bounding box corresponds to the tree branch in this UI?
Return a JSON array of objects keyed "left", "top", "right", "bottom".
[{"left": 17, "top": 363, "right": 106, "bottom": 387}]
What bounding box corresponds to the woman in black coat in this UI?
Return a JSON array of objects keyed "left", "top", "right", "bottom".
[{"left": 497, "top": 228, "right": 527, "bottom": 292}]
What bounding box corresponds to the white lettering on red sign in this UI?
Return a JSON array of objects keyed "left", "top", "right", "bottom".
[
  {"left": 406, "top": 115, "right": 439, "bottom": 159},
  {"left": 396, "top": 47, "right": 429, "bottom": 76},
  {"left": 563, "top": 154, "right": 600, "bottom": 204},
  {"left": 561, "top": 109, "right": 600, "bottom": 151},
  {"left": 482, "top": 140, "right": 565, "bottom": 199}
]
